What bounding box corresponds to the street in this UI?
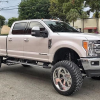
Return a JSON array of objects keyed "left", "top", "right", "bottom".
[{"left": 0, "top": 64, "right": 100, "bottom": 100}]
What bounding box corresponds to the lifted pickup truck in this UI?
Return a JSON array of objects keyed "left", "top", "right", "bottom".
[{"left": 0, "top": 19, "right": 100, "bottom": 96}]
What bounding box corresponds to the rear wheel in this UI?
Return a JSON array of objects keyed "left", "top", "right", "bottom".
[{"left": 51, "top": 60, "right": 83, "bottom": 96}]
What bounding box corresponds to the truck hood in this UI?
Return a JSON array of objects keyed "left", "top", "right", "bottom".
[{"left": 58, "top": 32, "right": 100, "bottom": 40}]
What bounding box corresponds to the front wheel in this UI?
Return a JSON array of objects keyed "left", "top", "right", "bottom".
[{"left": 51, "top": 60, "right": 83, "bottom": 96}]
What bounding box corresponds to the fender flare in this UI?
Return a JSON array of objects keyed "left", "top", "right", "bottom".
[{"left": 49, "top": 41, "right": 86, "bottom": 62}]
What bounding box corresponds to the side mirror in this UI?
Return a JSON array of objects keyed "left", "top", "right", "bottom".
[
  {"left": 31, "top": 26, "right": 40, "bottom": 37},
  {"left": 41, "top": 30, "right": 48, "bottom": 38},
  {"left": 31, "top": 26, "right": 48, "bottom": 38}
]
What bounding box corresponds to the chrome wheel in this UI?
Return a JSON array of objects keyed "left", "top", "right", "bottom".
[{"left": 53, "top": 67, "right": 72, "bottom": 92}]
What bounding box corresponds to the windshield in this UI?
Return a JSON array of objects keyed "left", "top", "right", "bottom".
[{"left": 44, "top": 21, "right": 79, "bottom": 32}]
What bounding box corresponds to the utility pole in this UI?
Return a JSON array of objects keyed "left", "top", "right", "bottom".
[{"left": 0, "top": 1, "right": 8, "bottom": 34}]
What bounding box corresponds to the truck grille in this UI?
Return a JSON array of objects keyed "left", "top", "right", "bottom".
[{"left": 94, "top": 41, "right": 100, "bottom": 54}]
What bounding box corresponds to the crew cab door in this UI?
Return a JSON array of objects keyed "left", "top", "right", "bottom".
[
  {"left": 7, "top": 22, "right": 27, "bottom": 58},
  {"left": 23, "top": 21, "right": 49, "bottom": 62}
]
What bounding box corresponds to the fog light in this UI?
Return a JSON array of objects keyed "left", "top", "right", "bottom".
[{"left": 91, "top": 61, "right": 99, "bottom": 66}]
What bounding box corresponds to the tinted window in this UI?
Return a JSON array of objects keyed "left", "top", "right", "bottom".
[
  {"left": 12, "top": 22, "right": 27, "bottom": 35},
  {"left": 13, "top": 22, "right": 26, "bottom": 30}
]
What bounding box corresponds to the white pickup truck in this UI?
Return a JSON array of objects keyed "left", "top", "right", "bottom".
[{"left": 0, "top": 19, "right": 100, "bottom": 96}]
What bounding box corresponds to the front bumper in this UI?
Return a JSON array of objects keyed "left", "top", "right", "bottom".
[{"left": 80, "top": 57, "right": 100, "bottom": 77}]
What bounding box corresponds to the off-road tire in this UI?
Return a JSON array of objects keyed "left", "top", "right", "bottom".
[{"left": 51, "top": 60, "right": 83, "bottom": 96}]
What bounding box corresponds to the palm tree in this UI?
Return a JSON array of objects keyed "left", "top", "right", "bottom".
[
  {"left": 66, "top": 9, "right": 79, "bottom": 27},
  {"left": 85, "top": 0, "right": 100, "bottom": 32},
  {"left": 66, "top": 8, "right": 88, "bottom": 32},
  {"left": 80, "top": 11, "right": 89, "bottom": 32}
]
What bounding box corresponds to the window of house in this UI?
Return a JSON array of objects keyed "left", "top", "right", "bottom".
[{"left": 88, "top": 29, "right": 92, "bottom": 33}]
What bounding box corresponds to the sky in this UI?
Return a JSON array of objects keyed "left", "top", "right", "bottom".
[
  {"left": 0, "top": 0, "right": 21, "bottom": 21},
  {"left": 0, "top": 0, "right": 93, "bottom": 21}
]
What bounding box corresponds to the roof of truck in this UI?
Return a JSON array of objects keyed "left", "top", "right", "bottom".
[{"left": 14, "top": 19, "right": 62, "bottom": 23}]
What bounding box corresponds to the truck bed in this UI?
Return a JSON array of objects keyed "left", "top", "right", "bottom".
[{"left": 0, "top": 35, "right": 7, "bottom": 56}]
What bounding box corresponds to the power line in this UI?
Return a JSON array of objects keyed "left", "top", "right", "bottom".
[
  {"left": 0, "top": 8, "right": 19, "bottom": 11},
  {"left": 0, "top": 6, "right": 37, "bottom": 11},
  {"left": 0, "top": 5, "right": 19, "bottom": 9},
  {"left": 0, "top": 1, "right": 8, "bottom": 3},
  {"left": 0, "top": 3, "right": 49, "bottom": 11}
]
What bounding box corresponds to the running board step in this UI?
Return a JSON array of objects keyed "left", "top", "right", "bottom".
[{"left": 5, "top": 60, "right": 52, "bottom": 69}]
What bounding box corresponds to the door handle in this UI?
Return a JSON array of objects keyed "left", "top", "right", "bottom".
[
  {"left": 8, "top": 38, "right": 12, "bottom": 41},
  {"left": 24, "top": 39, "right": 29, "bottom": 42}
]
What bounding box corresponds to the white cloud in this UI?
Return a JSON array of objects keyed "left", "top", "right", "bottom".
[{"left": 83, "top": 7, "right": 94, "bottom": 18}]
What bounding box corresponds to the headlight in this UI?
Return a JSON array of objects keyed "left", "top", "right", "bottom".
[{"left": 83, "top": 40, "right": 99, "bottom": 57}]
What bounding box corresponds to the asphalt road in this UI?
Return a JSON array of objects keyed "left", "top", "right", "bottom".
[{"left": 0, "top": 64, "right": 100, "bottom": 100}]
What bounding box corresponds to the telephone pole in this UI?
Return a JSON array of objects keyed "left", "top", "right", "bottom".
[{"left": 0, "top": 1, "right": 8, "bottom": 34}]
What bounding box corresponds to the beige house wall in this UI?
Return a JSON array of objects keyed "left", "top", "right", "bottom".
[
  {"left": 70, "top": 20, "right": 83, "bottom": 29},
  {"left": 99, "top": 18, "right": 100, "bottom": 33},
  {"left": 1, "top": 25, "right": 10, "bottom": 34},
  {"left": 70, "top": 18, "right": 99, "bottom": 33},
  {"left": 84, "top": 19, "right": 97, "bottom": 27}
]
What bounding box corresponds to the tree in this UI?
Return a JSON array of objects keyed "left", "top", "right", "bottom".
[
  {"left": 49, "top": 0, "right": 66, "bottom": 21},
  {"left": 8, "top": 17, "right": 18, "bottom": 27},
  {"left": 18, "top": 0, "right": 51, "bottom": 20},
  {"left": 93, "top": 13, "right": 100, "bottom": 18},
  {"left": 66, "top": 9, "right": 79, "bottom": 26},
  {"left": 66, "top": 9, "right": 88, "bottom": 27},
  {"left": 58, "top": 0, "right": 88, "bottom": 29},
  {"left": 85, "top": 0, "right": 100, "bottom": 31},
  {"left": 0, "top": 15, "right": 6, "bottom": 27},
  {"left": 58, "top": 0, "right": 84, "bottom": 14}
]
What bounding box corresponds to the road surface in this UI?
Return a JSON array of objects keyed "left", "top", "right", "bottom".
[{"left": 0, "top": 64, "right": 100, "bottom": 100}]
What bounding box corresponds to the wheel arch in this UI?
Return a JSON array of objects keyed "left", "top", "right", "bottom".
[
  {"left": 53, "top": 47, "right": 80, "bottom": 63},
  {"left": 49, "top": 41, "right": 86, "bottom": 63},
  {"left": 51, "top": 47, "right": 85, "bottom": 71}
]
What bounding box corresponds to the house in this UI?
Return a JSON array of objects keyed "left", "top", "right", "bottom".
[{"left": 70, "top": 18, "right": 100, "bottom": 33}]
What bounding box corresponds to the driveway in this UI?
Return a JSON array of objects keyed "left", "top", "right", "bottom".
[{"left": 0, "top": 64, "right": 100, "bottom": 100}]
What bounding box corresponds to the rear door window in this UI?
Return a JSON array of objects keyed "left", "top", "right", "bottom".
[{"left": 12, "top": 22, "right": 27, "bottom": 35}]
